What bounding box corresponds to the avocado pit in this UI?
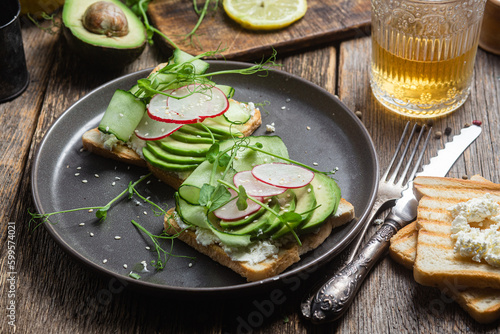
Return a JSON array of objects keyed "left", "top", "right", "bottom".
[{"left": 83, "top": 1, "right": 129, "bottom": 37}]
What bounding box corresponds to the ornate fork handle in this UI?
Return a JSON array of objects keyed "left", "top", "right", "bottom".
[{"left": 309, "top": 213, "right": 405, "bottom": 323}]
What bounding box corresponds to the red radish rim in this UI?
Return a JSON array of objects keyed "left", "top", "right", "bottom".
[
  {"left": 147, "top": 84, "right": 229, "bottom": 124},
  {"left": 213, "top": 189, "right": 263, "bottom": 221},
  {"left": 251, "top": 163, "right": 315, "bottom": 189}
]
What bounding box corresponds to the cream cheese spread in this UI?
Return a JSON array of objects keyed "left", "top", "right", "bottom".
[
  {"left": 193, "top": 226, "right": 280, "bottom": 265},
  {"left": 448, "top": 194, "right": 500, "bottom": 267}
]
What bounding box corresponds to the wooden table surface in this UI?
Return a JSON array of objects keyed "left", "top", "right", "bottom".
[{"left": 1, "top": 14, "right": 500, "bottom": 334}]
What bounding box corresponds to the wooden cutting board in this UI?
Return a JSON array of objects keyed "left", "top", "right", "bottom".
[{"left": 148, "top": 0, "right": 371, "bottom": 60}]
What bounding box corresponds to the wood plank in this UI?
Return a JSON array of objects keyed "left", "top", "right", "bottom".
[
  {"left": 337, "top": 36, "right": 500, "bottom": 333},
  {"left": 148, "top": 0, "right": 370, "bottom": 60}
]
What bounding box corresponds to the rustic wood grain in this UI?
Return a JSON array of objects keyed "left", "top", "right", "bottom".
[
  {"left": 147, "top": 0, "right": 370, "bottom": 61},
  {"left": 1, "top": 21, "right": 500, "bottom": 334}
]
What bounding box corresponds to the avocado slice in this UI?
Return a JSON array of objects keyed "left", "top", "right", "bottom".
[
  {"left": 297, "top": 173, "right": 341, "bottom": 234},
  {"left": 169, "top": 131, "right": 215, "bottom": 144},
  {"left": 142, "top": 147, "right": 198, "bottom": 172},
  {"left": 62, "top": 0, "right": 147, "bottom": 69},
  {"left": 146, "top": 142, "right": 206, "bottom": 165}
]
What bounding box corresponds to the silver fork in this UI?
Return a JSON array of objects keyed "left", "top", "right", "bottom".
[{"left": 301, "top": 121, "right": 432, "bottom": 319}]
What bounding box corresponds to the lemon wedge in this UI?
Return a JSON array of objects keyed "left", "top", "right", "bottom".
[{"left": 223, "top": 0, "right": 307, "bottom": 30}]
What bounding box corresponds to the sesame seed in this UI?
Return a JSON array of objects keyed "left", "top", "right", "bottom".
[
  {"left": 77, "top": 167, "right": 82, "bottom": 170},
  {"left": 145, "top": 246, "right": 150, "bottom": 250},
  {"left": 94, "top": 174, "right": 99, "bottom": 178},
  {"left": 88, "top": 209, "right": 93, "bottom": 212},
  {"left": 114, "top": 236, "right": 121, "bottom": 240},
  {"left": 82, "top": 180, "right": 88, "bottom": 183},
  {"left": 313, "top": 162, "right": 318, "bottom": 166},
  {"left": 79, "top": 223, "right": 85, "bottom": 226},
  {"left": 123, "top": 264, "right": 128, "bottom": 269},
  {"left": 306, "top": 126, "right": 311, "bottom": 130},
  {"left": 103, "top": 259, "right": 107, "bottom": 264},
  {"left": 75, "top": 173, "right": 80, "bottom": 176},
  {"left": 112, "top": 181, "right": 116, "bottom": 186},
  {"left": 144, "top": 211, "right": 148, "bottom": 215},
  {"left": 188, "top": 263, "right": 193, "bottom": 268},
  {"left": 90, "top": 233, "right": 94, "bottom": 237}
]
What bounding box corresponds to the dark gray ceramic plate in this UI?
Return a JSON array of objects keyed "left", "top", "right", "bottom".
[{"left": 32, "top": 61, "right": 378, "bottom": 296}]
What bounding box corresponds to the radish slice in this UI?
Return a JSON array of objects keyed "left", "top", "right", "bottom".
[
  {"left": 252, "top": 163, "right": 315, "bottom": 189},
  {"left": 134, "top": 111, "right": 182, "bottom": 140},
  {"left": 233, "top": 170, "right": 286, "bottom": 197},
  {"left": 213, "top": 189, "right": 263, "bottom": 221},
  {"left": 147, "top": 84, "right": 229, "bottom": 124}
]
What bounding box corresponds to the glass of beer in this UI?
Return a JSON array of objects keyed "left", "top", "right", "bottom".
[{"left": 370, "top": 0, "right": 487, "bottom": 118}]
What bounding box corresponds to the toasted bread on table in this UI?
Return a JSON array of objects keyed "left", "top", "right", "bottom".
[
  {"left": 390, "top": 221, "right": 500, "bottom": 324},
  {"left": 389, "top": 175, "right": 500, "bottom": 323},
  {"left": 412, "top": 176, "right": 500, "bottom": 289},
  {"left": 164, "top": 198, "right": 355, "bottom": 282}
]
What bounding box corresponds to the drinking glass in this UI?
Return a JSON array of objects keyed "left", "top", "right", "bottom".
[
  {"left": 370, "top": 0, "right": 487, "bottom": 118},
  {"left": 0, "top": 0, "right": 29, "bottom": 103}
]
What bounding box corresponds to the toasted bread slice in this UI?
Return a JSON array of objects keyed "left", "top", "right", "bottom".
[
  {"left": 412, "top": 176, "right": 500, "bottom": 290},
  {"left": 164, "top": 198, "right": 355, "bottom": 282},
  {"left": 390, "top": 222, "right": 500, "bottom": 324}
]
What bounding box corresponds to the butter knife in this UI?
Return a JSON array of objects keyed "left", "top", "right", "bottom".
[{"left": 305, "top": 124, "right": 482, "bottom": 324}]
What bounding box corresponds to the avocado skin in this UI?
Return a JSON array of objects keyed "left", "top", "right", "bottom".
[
  {"left": 62, "top": 0, "right": 147, "bottom": 70},
  {"left": 62, "top": 24, "right": 146, "bottom": 70}
]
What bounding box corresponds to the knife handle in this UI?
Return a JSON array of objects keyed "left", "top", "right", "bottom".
[{"left": 308, "top": 213, "right": 405, "bottom": 324}]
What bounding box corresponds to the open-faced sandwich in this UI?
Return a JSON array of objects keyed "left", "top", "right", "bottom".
[{"left": 82, "top": 50, "right": 355, "bottom": 281}]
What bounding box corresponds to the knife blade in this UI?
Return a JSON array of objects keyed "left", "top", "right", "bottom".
[{"left": 305, "top": 124, "right": 482, "bottom": 324}]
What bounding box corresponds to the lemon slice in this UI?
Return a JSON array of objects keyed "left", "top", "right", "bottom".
[{"left": 223, "top": 0, "right": 307, "bottom": 30}]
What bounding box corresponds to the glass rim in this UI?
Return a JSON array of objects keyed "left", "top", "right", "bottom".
[{"left": 0, "top": 0, "right": 21, "bottom": 30}]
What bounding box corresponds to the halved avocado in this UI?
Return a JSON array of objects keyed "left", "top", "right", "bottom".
[{"left": 62, "top": 0, "right": 147, "bottom": 69}]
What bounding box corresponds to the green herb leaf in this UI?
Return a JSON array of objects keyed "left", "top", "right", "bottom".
[
  {"left": 218, "top": 153, "right": 231, "bottom": 167},
  {"left": 236, "top": 185, "right": 249, "bottom": 211},
  {"left": 206, "top": 142, "right": 220, "bottom": 164},
  {"left": 129, "top": 272, "right": 141, "bottom": 280},
  {"left": 95, "top": 206, "right": 109, "bottom": 221},
  {"left": 199, "top": 184, "right": 215, "bottom": 206},
  {"left": 280, "top": 212, "right": 303, "bottom": 224},
  {"left": 208, "top": 185, "right": 231, "bottom": 212}
]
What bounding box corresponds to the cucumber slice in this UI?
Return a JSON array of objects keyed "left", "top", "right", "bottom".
[
  {"left": 216, "top": 85, "right": 235, "bottom": 99},
  {"left": 221, "top": 100, "right": 252, "bottom": 124},
  {"left": 158, "top": 137, "right": 212, "bottom": 157},
  {"left": 143, "top": 147, "right": 198, "bottom": 172},
  {"left": 169, "top": 131, "right": 215, "bottom": 144},
  {"left": 171, "top": 49, "right": 209, "bottom": 74},
  {"left": 175, "top": 193, "right": 210, "bottom": 229},
  {"left": 98, "top": 89, "right": 145, "bottom": 142},
  {"left": 146, "top": 142, "right": 205, "bottom": 165},
  {"left": 178, "top": 164, "right": 237, "bottom": 205},
  {"left": 297, "top": 173, "right": 341, "bottom": 234},
  {"left": 219, "top": 136, "right": 289, "bottom": 172}
]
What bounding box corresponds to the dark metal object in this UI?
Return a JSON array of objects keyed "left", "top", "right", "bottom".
[{"left": 0, "top": 0, "right": 29, "bottom": 103}]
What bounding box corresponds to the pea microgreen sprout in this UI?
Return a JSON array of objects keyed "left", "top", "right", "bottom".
[
  {"left": 131, "top": 219, "right": 194, "bottom": 270},
  {"left": 185, "top": 0, "right": 219, "bottom": 48},
  {"left": 29, "top": 173, "right": 152, "bottom": 229}
]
